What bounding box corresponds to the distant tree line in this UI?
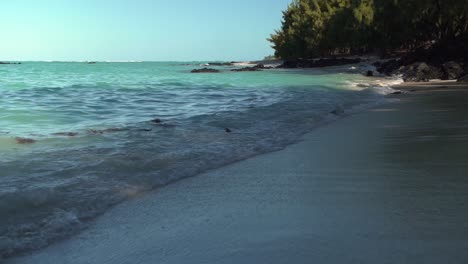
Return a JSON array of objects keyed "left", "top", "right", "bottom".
[{"left": 268, "top": 0, "right": 468, "bottom": 59}]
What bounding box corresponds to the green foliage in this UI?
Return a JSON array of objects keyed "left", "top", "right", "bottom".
[{"left": 269, "top": 0, "right": 468, "bottom": 59}]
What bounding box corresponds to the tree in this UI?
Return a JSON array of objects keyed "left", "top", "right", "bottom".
[{"left": 269, "top": 0, "right": 468, "bottom": 59}]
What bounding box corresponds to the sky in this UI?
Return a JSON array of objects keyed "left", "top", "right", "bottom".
[{"left": 0, "top": 0, "right": 292, "bottom": 61}]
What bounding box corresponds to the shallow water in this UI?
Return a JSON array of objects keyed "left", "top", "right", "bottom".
[{"left": 0, "top": 61, "right": 398, "bottom": 258}]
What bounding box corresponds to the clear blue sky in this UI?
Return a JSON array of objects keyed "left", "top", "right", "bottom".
[{"left": 0, "top": 0, "right": 291, "bottom": 61}]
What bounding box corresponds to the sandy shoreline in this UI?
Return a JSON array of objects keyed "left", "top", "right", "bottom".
[{"left": 7, "top": 82, "right": 468, "bottom": 264}]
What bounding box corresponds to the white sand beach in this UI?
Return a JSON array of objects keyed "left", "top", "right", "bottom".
[{"left": 7, "top": 83, "right": 468, "bottom": 264}]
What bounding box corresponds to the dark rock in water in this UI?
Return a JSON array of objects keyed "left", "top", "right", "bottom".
[
  {"left": 392, "top": 91, "right": 402, "bottom": 95},
  {"left": 254, "top": 64, "right": 273, "bottom": 69},
  {"left": 225, "top": 128, "right": 232, "bottom": 133},
  {"left": 138, "top": 128, "right": 153, "bottom": 132},
  {"left": 52, "top": 132, "right": 79, "bottom": 137},
  {"left": 442, "top": 61, "right": 464, "bottom": 80},
  {"left": 366, "top": 70, "right": 374, "bottom": 77},
  {"left": 231, "top": 64, "right": 271, "bottom": 72},
  {"left": 330, "top": 110, "right": 341, "bottom": 115},
  {"left": 191, "top": 68, "right": 220, "bottom": 73},
  {"left": 87, "top": 127, "right": 126, "bottom": 134},
  {"left": 15, "top": 137, "right": 36, "bottom": 144},
  {"left": 330, "top": 106, "right": 345, "bottom": 115},
  {"left": 103, "top": 127, "right": 127, "bottom": 133},
  {"left": 278, "top": 58, "right": 361, "bottom": 68},
  {"left": 87, "top": 62, "right": 97, "bottom": 64},
  {"left": 0, "top": 62, "right": 21, "bottom": 65},
  {"left": 458, "top": 74, "right": 468, "bottom": 82},
  {"left": 150, "top": 118, "right": 176, "bottom": 128},
  {"left": 207, "top": 62, "right": 233, "bottom": 66},
  {"left": 231, "top": 67, "right": 260, "bottom": 72},
  {"left": 87, "top": 129, "right": 104, "bottom": 135}
]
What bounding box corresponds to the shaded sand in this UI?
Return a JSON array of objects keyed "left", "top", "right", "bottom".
[{"left": 7, "top": 84, "right": 468, "bottom": 264}]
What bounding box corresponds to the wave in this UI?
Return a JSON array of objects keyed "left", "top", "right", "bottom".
[{"left": 0, "top": 81, "right": 394, "bottom": 259}]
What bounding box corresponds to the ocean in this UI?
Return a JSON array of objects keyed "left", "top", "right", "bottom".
[{"left": 0, "top": 61, "right": 399, "bottom": 258}]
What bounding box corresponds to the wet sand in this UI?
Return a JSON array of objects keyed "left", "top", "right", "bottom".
[{"left": 7, "top": 82, "right": 468, "bottom": 264}]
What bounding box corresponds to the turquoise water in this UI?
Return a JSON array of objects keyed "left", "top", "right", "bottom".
[{"left": 0, "top": 61, "right": 395, "bottom": 258}]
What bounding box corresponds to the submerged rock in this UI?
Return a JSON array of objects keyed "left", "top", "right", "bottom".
[
  {"left": 330, "top": 106, "right": 345, "bottom": 115},
  {"left": 160, "top": 123, "right": 176, "bottom": 128},
  {"left": 15, "top": 137, "right": 36, "bottom": 144},
  {"left": 366, "top": 70, "right": 374, "bottom": 77},
  {"left": 150, "top": 118, "right": 176, "bottom": 128},
  {"left": 87, "top": 128, "right": 126, "bottom": 135},
  {"left": 225, "top": 128, "right": 232, "bottom": 133},
  {"left": 87, "top": 129, "right": 104, "bottom": 135},
  {"left": 191, "top": 68, "right": 220, "bottom": 73},
  {"left": 52, "top": 132, "right": 79, "bottom": 137},
  {"left": 103, "top": 127, "right": 127, "bottom": 133}
]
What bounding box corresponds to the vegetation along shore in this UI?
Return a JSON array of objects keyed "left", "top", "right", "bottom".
[{"left": 267, "top": 0, "right": 468, "bottom": 82}]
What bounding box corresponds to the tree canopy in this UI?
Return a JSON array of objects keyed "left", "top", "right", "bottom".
[{"left": 268, "top": 0, "right": 468, "bottom": 59}]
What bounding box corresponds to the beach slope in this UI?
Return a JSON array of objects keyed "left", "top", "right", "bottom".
[{"left": 8, "top": 84, "right": 468, "bottom": 264}]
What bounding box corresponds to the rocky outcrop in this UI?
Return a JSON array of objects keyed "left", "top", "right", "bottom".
[
  {"left": 375, "top": 43, "right": 468, "bottom": 82},
  {"left": 374, "top": 59, "right": 401, "bottom": 75},
  {"left": 231, "top": 64, "right": 272, "bottom": 72},
  {"left": 399, "top": 62, "right": 444, "bottom": 82},
  {"left": 442, "top": 61, "right": 464, "bottom": 80},
  {"left": 458, "top": 75, "right": 468, "bottom": 82},
  {"left": 278, "top": 58, "right": 361, "bottom": 68},
  {"left": 0, "top": 62, "right": 21, "bottom": 65},
  {"left": 376, "top": 59, "right": 466, "bottom": 82},
  {"left": 191, "top": 68, "right": 220, "bottom": 73}
]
